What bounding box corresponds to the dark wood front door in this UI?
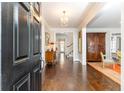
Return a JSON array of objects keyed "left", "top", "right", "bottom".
[
  {"left": 1, "top": 3, "right": 42, "bottom": 91},
  {"left": 87, "top": 33, "right": 105, "bottom": 62}
]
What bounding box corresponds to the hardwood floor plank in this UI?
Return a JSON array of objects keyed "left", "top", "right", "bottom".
[{"left": 42, "top": 53, "right": 120, "bottom": 91}]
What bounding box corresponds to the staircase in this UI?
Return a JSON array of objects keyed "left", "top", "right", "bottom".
[{"left": 65, "top": 43, "right": 73, "bottom": 58}]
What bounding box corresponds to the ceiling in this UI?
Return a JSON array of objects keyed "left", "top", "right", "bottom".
[
  {"left": 87, "top": 2, "right": 121, "bottom": 28},
  {"left": 42, "top": 2, "right": 88, "bottom": 28}
]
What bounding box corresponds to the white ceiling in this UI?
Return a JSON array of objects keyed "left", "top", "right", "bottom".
[
  {"left": 87, "top": 2, "right": 121, "bottom": 28},
  {"left": 42, "top": 2, "right": 88, "bottom": 28}
]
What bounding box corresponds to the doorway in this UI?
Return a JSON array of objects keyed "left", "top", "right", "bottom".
[{"left": 59, "top": 40, "right": 65, "bottom": 53}]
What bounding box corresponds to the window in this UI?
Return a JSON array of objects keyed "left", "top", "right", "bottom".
[
  {"left": 111, "top": 36, "right": 117, "bottom": 53},
  {"left": 110, "top": 33, "right": 121, "bottom": 53}
]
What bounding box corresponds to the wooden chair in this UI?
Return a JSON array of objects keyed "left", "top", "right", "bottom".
[{"left": 100, "top": 52, "right": 116, "bottom": 68}]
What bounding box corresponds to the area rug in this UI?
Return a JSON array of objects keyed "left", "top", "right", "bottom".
[{"left": 88, "top": 62, "right": 120, "bottom": 85}]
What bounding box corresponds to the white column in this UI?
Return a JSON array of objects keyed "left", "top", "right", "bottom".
[
  {"left": 106, "top": 32, "right": 111, "bottom": 59},
  {"left": 73, "top": 31, "right": 79, "bottom": 62},
  {"left": 121, "top": 3, "right": 124, "bottom": 91},
  {"left": 82, "top": 28, "right": 86, "bottom": 65}
]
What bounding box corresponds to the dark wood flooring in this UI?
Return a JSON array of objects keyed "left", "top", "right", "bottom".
[{"left": 42, "top": 53, "right": 120, "bottom": 91}]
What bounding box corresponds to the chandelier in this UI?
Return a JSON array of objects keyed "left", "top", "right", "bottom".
[{"left": 60, "top": 10, "right": 68, "bottom": 26}]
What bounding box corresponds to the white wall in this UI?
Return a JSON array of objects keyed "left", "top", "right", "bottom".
[
  {"left": 41, "top": 5, "right": 51, "bottom": 61},
  {"left": 0, "top": 2, "right": 1, "bottom": 90},
  {"left": 73, "top": 31, "right": 79, "bottom": 61},
  {"left": 121, "top": 3, "right": 124, "bottom": 91},
  {"left": 41, "top": 19, "right": 51, "bottom": 61},
  {"left": 87, "top": 28, "right": 121, "bottom": 59}
]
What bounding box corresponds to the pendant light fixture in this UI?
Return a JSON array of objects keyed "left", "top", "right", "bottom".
[{"left": 60, "top": 10, "right": 68, "bottom": 26}]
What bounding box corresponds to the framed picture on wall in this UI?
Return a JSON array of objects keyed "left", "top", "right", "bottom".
[
  {"left": 78, "top": 31, "right": 82, "bottom": 53},
  {"left": 45, "top": 32, "right": 50, "bottom": 46}
]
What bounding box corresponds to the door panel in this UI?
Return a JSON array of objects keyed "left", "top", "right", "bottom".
[
  {"left": 87, "top": 34, "right": 97, "bottom": 61},
  {"left": 33, "top": 17, "right": 40, "bottom": 55},
  {"left": 32, "top": 65, "right": 41, "bottom": 91},
  {"left": 97, "top": 33, "right": 105, "bottom": 61},
  {"left": 18, "top": 4, "right": 29, "bottom": 59},
  {"left": 13, "top": 73, "right": 30, "bottom": 91},
  {"left": 13, "top": 3, "right": 30, "bottom": 64}
]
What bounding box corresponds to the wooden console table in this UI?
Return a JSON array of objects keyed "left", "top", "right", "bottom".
[{"left": 45, "top": 51, "right": 56, "bottom": 64}]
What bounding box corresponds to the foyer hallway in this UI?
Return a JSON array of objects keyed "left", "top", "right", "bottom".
[{"left": 42, "top": 53, "right": 120, "bottom": 91}]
